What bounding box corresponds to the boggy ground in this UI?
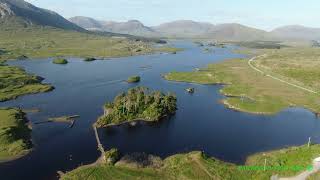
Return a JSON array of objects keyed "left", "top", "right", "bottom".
[{"left": 165, "top": 47, "right": 320, "bottom": 114}]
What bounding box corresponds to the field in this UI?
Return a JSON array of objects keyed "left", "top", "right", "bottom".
[
  {"left": 165, "top": 47, "right": 320, "bottom": 114},
  {"left": 0, "top": 18, "right": 183, "bottom": 61},
  {"left": 253, "top": 48, "right": 320, "bottom": 90},
  {"left": 0, "top": 108, "right": 32, "bottom": 161},
  {"left": 61, "top": 145, "right": 320, "bottom": 180},
  {"left": 0, "top": 26, "right": 155, "bottom": 61}
]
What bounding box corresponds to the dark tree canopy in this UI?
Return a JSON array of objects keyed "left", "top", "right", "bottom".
[{"left": 97, "top": 87, "right": 177, "bottom": 127}]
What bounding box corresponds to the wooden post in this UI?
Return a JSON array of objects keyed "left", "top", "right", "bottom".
[
  {"left": 263, "top": 153, "right": 267, "bottom": 171},
  {"left": 308, "top": 137, "right": 311, "bottom": 148}
]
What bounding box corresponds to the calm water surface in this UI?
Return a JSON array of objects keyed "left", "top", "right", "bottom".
[{"left": 1, "top": 41, "right": 320, "bottom": 180}]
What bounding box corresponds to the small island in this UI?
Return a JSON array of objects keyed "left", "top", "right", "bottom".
[
  {"left": 96, "top": 87, "right": 177, "bottom": 127},
  {"left": 185, "top": 88, "right": 194, "bottom": 93},
  {"left": 127, "top": 76, "right": 141, "bottom": 83},
  {"left": 52, "top": 58, "right": 68, "bottom": 64},
  {"left": 84, "top": 57, "right": 97, "bottom": 62},
  {"left": 0, "top": 108, "right": 32, "bottom": 162}
]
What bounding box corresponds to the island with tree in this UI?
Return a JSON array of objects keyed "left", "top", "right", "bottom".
[
  {"left": 96, "top": 87, "right": 177, "bottom": 127},
  {"left": 127, "top": 76, "right": 141, "bottom": 83},
  {"left": 52, "top": 58, "right": 68, "bottom": 64}
]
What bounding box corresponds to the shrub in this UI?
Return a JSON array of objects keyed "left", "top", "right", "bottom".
[
  {"left": 52, "top": 58, "right": 68, "bottom": 64},
  {"left": 127, "top": 76, "right": 141, "bottom": 83},
  {"left": 105, "top": 148, "right": 120, "bottom": 165},
  {"left": 84, "top": 57, "right": 96, "bottom": 62}
]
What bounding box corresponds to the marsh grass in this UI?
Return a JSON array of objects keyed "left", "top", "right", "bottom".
[
  {"left": 0, "top": 63, "right": 53, "bottom": 102},
  {"left": 0, "top": 108, "right": 32, "bottom": 161},
  {"left": 165, "top": 48, "right": 320, "bottom": 114}
]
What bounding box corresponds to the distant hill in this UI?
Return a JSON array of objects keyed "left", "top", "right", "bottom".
[
  {"left": 70, "top": 18, "right": 268, "bottom": 40},
  {"left": 68, "top": 16, "right": 102, "bottom": 30},
  {"left": 152, "top": 20, "right": 215, "bottom": 38},
  {"left": 69, "top": 17, "right": 158, "bottom": 37},
  {"left": 207, "top": 23, "right": 267, "bottom": 41},
  {"left": 270, "top": 25, "right": 320, "bottom": 40},
  {"left": 153, "top": 21, "right": 267, "bottom": 40},
  {"left": 0, "top": 0, "right": 83, "bottom": 31},
  {"left": 7, "top": 0, "right": 319, "bottom": 41}
]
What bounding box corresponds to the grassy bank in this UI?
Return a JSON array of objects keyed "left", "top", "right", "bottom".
[
  {"left": 165, "top": 47, "right": 320, "bottom": 114},
  {"left": 96, "top": 87, "right": 177, "bottom": 127},
  {"left": 61, "top": 144, "right": 320, "bottom": 180},
  {"left": 246, "top": 145, "right": 320, "bottom": 179},
  {"left": 0, "top": 108, "right": 32, "bottom": 162},
  {"left": 0, "top": 63, "right": 53, "bottom": 102}
]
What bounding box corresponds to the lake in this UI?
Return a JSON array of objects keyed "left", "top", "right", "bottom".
[{"left": 1, "top": 41, "right": 320, "bottom": 180}]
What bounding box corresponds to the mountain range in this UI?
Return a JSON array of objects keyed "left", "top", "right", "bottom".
[
  {"left": 0, "top": 0, "right": 319, "bottom": 41},
  {"left": 70, "top": 16, "right": 320, "bottom": 41}
]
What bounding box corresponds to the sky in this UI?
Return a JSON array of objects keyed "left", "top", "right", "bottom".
[{"left": 25, "top": 0, "right": 320, "bottom": 31}]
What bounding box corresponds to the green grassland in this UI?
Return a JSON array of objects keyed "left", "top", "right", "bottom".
[
  {"left": 165, "top": 47, "right": 320, "bottom": 114},
  {"left": 0, "top": 108, "right": 32, "bottom": 161},
  {"left": 0, "top": 26, "right": 154, "bottom": 61},
  {"left": 253, "top": 48, "right": 320, "bottom": 90},
  {"left": 0, "top": 63, "right": 53, "bottom": 102},
  {"left": 0, "top": 17, "right": 182, "bottom": 61},
  {"left": 231, "top": 41, "right": 288, "bottom": 49},
  {"left": 246, "top": 145, "right": 320, "bottom": 179},
  {"left": 61, "top": 144, "right": 320, "bottom": 180}
]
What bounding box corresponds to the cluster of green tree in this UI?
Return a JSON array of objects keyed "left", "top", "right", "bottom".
[
  {"left": 97, "top": 87, "right": 177, "bottom": 127},
  {"left": 104, "top": 148, "right": 120, "bottom": 165}
]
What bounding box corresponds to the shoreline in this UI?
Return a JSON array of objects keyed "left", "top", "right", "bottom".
[
  {"left": 61, "top": 144, "right": 320, "bottom": 180},
  {"left": 0, "top": 149, "right": 32, "bottom": 164},
  {"left": 96, "top": 114, "right": 172, "bottom": 128}
]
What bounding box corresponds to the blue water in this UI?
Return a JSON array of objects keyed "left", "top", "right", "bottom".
[{"left": 1, "top": 41, "right": 320, "bottom": 180}]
